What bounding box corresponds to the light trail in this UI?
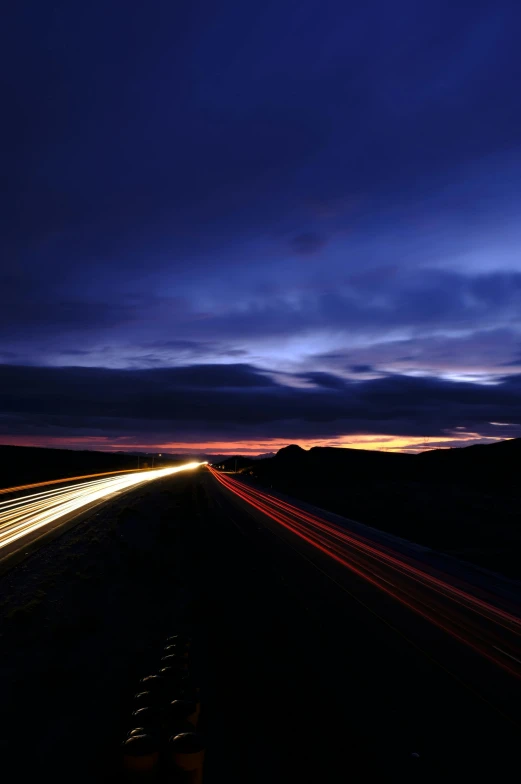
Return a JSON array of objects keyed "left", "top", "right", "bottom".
[
  {"left": 0, "top": 462, "right": 206, "bottom": 553},
  {"left": 0, "top": 468, "right": 156, "bottom": 497},
  {"left": 208, "top": 466, "right": 521, "bottom": 680}
]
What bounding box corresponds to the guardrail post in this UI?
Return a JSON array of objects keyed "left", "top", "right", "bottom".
[
  {"left": 122, "top": 734, "right": 159, "bottom": 776},
  {"left": 167, "top": 732, "right": 205, "bottom": 784}
]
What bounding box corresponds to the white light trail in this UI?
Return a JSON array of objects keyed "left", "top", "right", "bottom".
[{"left": 0, "top": 462, "right": 204, "bottom": 552}]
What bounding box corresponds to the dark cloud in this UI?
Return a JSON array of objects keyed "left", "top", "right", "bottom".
[
  {"left": 138, "top": 340, "right": 249, "bottom": 359},
  {"left": 150, "top": 364, "right": 276, "bottom": 389},
  {"left": 297, "top": 372, "right": 349, "bottom": 389},
  {"left": 349, "top": 365, "right": 375, "bottom": 374},
  {"left": 1, "top": 363, "right": 520, "bottom": 442}
]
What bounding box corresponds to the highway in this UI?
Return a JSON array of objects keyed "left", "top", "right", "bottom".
[
  {"left": 0, "top": 462, "right": 205, "bottom": 562},
  {"left": 0, "top": 463, "right": 519, "bottom": 778},
  {"left": 206, "top": 465, "right": 521, "bottom": 774}
]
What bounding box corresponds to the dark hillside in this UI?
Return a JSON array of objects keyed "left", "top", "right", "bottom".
[
  {"left": 213, "top": 455, "right": 253, "bottom": 472},
  {"left": 0, "top": 445, "right": 180, "bottom": 490},
  {"left": 240, "top": 440, "right": 521, "bottom": 578},
  {"left": 417, "top": 437, "right": 521, "bottom": 487}
]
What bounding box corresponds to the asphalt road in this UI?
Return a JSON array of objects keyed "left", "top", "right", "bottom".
[
  {"left": 204, "top": 468, "right": 521, "bottom": 779},
  {"left": 1, "top": 465, "right": 519, "bottom": 781},
  {"left": 0, "top": 463, "right": 204, "bottom": 571}
]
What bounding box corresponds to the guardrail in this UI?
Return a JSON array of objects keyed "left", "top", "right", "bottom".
[{"left": 121, "top": 633, "right": 205, "bottom": 781}]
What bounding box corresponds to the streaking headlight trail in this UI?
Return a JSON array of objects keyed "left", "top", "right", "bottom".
[{"left": 0, "top": 462, "right": 204, "bottom": 551}]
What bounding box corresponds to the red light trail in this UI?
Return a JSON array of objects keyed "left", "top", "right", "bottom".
[{"left": 207, "top": 466, "right": 521, "bottom": 680}]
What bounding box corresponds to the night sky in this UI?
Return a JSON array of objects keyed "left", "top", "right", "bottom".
[{"left": 2, "top": 1, "right": 521, "bottom": 454}]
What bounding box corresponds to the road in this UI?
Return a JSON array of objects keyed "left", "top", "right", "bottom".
[
  {"left": 205, "top": 466, "right": 521, "bottom": 776},
  {"left": 0, "top": 462, "right": 205, "bottom": 565}
]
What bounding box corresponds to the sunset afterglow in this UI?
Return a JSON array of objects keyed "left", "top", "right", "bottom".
[{"left": 2, "top": 432, "right": 514, "bottom": 456}]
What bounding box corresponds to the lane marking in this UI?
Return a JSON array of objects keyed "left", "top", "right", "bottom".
[
  {"left": 370, "top": 572, "right": 396, "bottom": 588},
  {"left": 378, "top": 576, "right": 396, "bottom": 588},
  {"left": 493, "top": 647, "right": 521, "bottom": 666}
]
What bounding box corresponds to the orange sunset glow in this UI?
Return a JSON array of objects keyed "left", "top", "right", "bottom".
[{"left": 1, "top": 432, "right": 512, "bottom": 455}]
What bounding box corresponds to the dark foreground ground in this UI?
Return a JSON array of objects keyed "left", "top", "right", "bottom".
[{"left": 0, "top": 469, "right": 519, "bottom": 782}]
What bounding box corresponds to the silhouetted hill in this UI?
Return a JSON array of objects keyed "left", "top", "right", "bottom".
[
  {"left": 0, "top": 445, "right": 182, "bottom": 490},
  {"left": 276, "top": 444, "right": 307, "bottom": 460},
  {"left": 417, "top": 437, "right": 521, "bottom": 487},
  {"left": 422, "top": 437, "right": 521, "bottom": 457},
  {"left": 214, "top": 455, "right": 255, "bottom": 472},
  {"left": 265, "top": 438, "right": 521, "bottom": 488},
  {"left": 241, "top": 439, "right": 521, "bottom": 578},
  {"left": 257, "top": 443, "right": 411, "bottom": 486}
]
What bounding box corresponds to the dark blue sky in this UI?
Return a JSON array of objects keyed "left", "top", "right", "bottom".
[{"left": 2, "top": 1, "right": 521, "bottom": 453}]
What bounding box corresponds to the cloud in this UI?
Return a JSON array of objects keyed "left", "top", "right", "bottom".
[
  {"left": 313, "top": 328, "right": 521, "bottom": 379},
  {"left": 1, "top": 363, "right": 520, "bottom": 446},
  {"left": 169, "top": 270, "right": 521, "bottom": 345},
  {"left": 2, "top": 0, "right": 521, "bottom": 447},
  {"left": 501, "top": 356, "right": 521, "bottom": 367},
  {"left": 296, "top": 372, "right": 349, "bottom": 389},
  {"left": 2, "top": 266, "right": 521, "bottom": 383},
  {"left": 349, "top": 364, "right": 375, "bottom": 374}
]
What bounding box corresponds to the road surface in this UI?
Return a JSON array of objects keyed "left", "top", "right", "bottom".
[
  {"left": 0, "top": 462, "right": 205, "bottom": 566},
  {"left": 206, "top": 466, "right": 521, "bottom": 777}
]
